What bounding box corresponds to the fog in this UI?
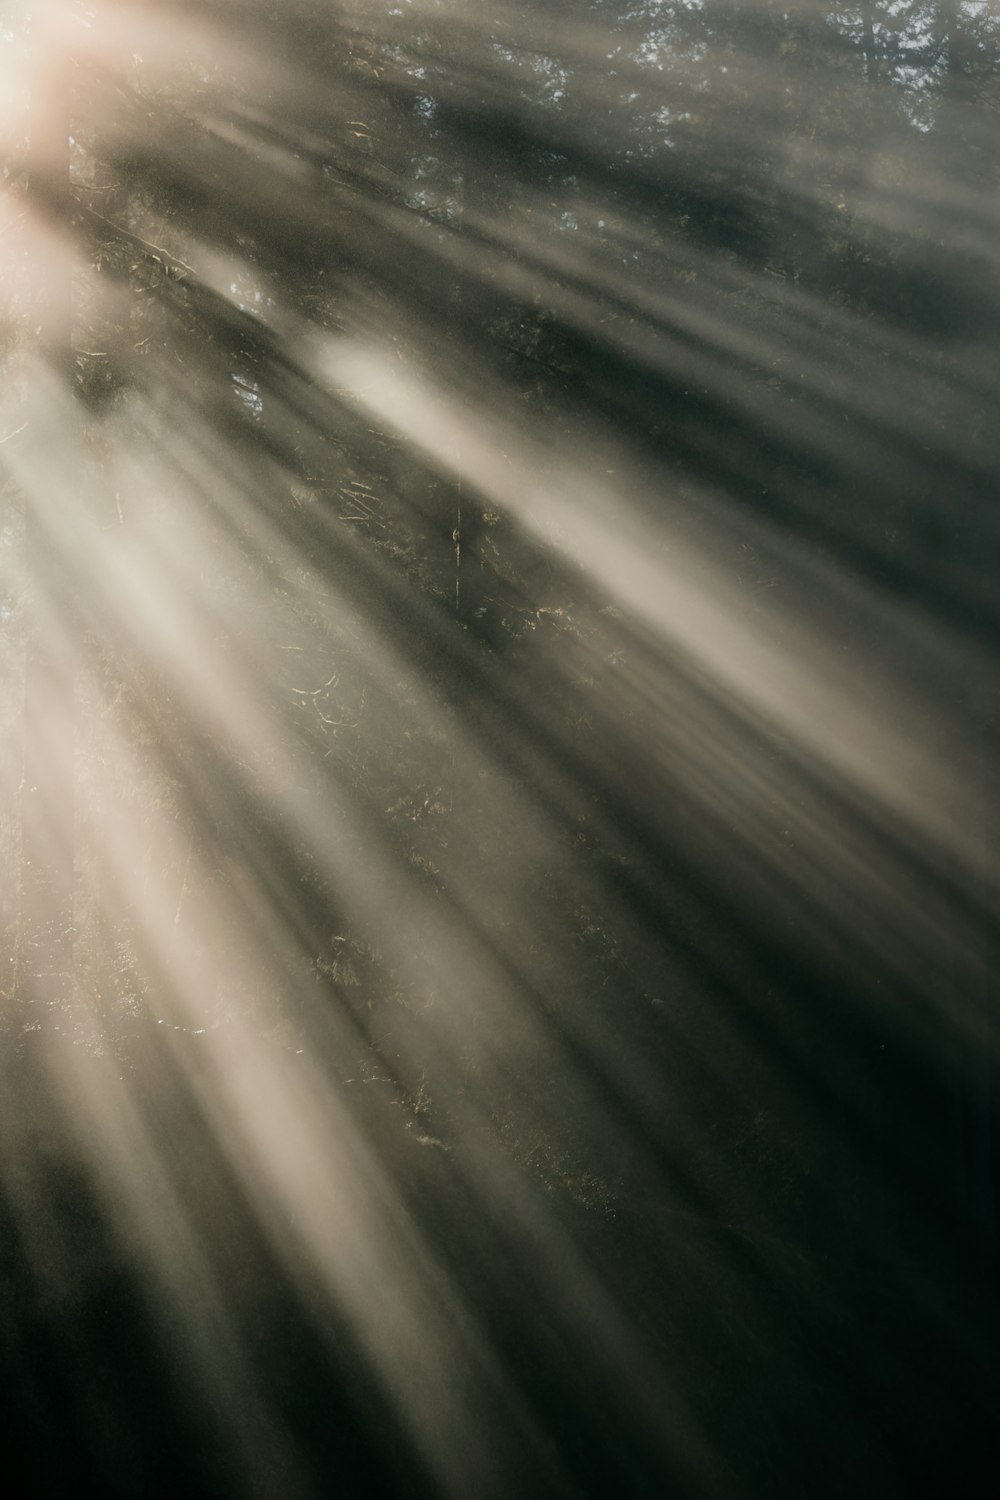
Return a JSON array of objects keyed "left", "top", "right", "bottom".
[{"left": 0, "top": 3, "right": 997, "bottom": 1496}]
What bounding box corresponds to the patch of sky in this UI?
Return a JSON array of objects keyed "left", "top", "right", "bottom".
[{"left": 233, "top": 377, "right": 263, "bottom": 416}]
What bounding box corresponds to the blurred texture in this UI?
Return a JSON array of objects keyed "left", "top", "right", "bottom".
[{"left": 0, "top": 2, "right": 998, "bottom": 1495}]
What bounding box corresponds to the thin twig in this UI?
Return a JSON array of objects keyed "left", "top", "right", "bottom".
[{"left": 77, "top": 203, "right": 196, "bottom": 279}]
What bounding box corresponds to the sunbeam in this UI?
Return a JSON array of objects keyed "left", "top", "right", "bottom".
[{"left": 1, "top": 2, "right": 998, "bottom": 1497}]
